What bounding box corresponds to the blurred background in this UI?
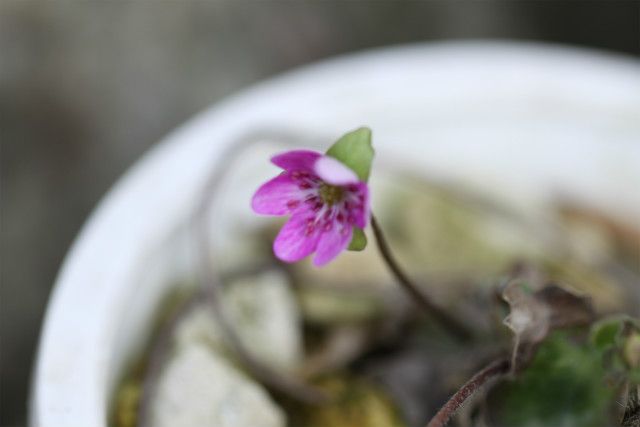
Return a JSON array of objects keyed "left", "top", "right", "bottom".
[{"left": 0, "top": 1, "right": 638, "bottom": 425}]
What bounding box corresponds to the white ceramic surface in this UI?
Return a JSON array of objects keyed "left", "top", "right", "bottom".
[{"left": 31, "top": 41, "right": 640, "bottom": 427}]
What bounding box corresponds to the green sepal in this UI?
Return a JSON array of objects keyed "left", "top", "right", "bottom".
[
  {"left": 326, "top": 127, "right": 374, "bottom": 182},
  {"left": 327, "top": 127, "right": 374, "bottom": 251},
  {"left": 348, "top": 227, "right": 367, "bottom": 251},
  {"left": 590, "top": 317, "right": 624, "bottom": 351},
  {"left": 589, "top": 315, "right": 636, "bottom": 352}
]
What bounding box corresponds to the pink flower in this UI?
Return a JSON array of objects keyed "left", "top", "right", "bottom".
[{"left": 252, "top": 150, "right": 370, "bottom": 266}]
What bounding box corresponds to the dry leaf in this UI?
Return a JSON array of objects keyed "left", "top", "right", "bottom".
[{"left": 502, "top": 279, "right": 595, "bottom": 372}]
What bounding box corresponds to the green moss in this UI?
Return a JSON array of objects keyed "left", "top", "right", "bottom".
[
  {"left": 113, "top": 379, "right": 141, "bottom": 427},
  {"left": 491, "top": 332, "right": 614, "bottom": 427},
  {"left": 590, "top": 315, "right": 627, "bottom": 351},
  {"left": 285, "top": 375, "right": 406, "bottom": 427}
]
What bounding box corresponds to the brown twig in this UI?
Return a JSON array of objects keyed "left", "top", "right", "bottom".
[
  {"left": 370, "top": 214, "right": 473, "bottom": 342},
  {"left": 194, "top": 130, "right": 329, "bottom": 404},
  {"left": 426, "top": 358, "right": 510, "bottom": 427},
  {"left": 136, "top": 262, "right": 309, "bottom": 427},
  {"left": 137, "top": 130, "right": 329, "bottom": 427}
]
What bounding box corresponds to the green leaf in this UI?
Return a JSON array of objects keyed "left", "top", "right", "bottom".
[
  {"left": 326, "top": 127, "right": 374, "bottom": 182},
  {"left": 590, "top": 315, "right": 626, "bottom": 351},
  {"left": 490, "top": 332, "right": 615, "bottom": 427},
  {"left": 589, "top": 314, "right": 640, "bottom": 350},
  {"left": 348, "top": 228, "right": 367, "bottom": 251},
  {"left": 326, "top": 128, "right": 373, "bottom": 251}
]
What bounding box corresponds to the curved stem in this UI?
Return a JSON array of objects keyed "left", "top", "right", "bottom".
[
  {"left": 194, "top": 130, "right": 329, "bottom": 404},
  {"left": 426, "top": 358, "right": 510, "bottom": 427},
  {"left": 136, "top": 131, "right": 334, "bottom": 427},
  {"left": 370, "top": 215, "right": 473, "bottom": 342},
  {"left": 137, "top": 263, "right": 326, "bottom": 427}
]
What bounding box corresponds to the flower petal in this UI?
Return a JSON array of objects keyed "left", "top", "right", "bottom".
[
  {"left": 313, "top": 224, "right": 353, "bottom": 266},
  {"left": 314, "top": 156, "right": 359, "bottom": 185},
  {"left": 274, "top": 212, "right": 321, "bottom": 263},
  {"left": 350, "top": 182, "right": 370, "bottom": 228},
  {"left": 252, "top": 173, "right": 303, "bottom": 215},
  {"left": 271, "top": 150, "right": 321, "bottom": 172}
]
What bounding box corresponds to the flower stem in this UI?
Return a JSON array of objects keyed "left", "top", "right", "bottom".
[
  {"left": 195, "top": 131, "right": 330, "bottom": 405},
  {"left": 370, "top": 214, "right": 473, "bottom": 342},
  {"left": 426, "top": 358, "right": 510, "bottom": 427}
]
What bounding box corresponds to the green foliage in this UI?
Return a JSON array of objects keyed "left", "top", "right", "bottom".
[
  {"left": 625, "top": 333, "right": 640, "bottom": 370},
  {"left": 285, "top": 375, "right": 405, "bottom": 427},
  {"left": 590, "top": 315, "right": 626, "bottom": 351},
  {"left": 590, "top": 315, "right": 640, "bottom": 376},
  {"left": 491, "top": 332, "right": 614, "bottom": 427},
  {"left": 326, "top": 127, "right": 374, "bottom": 251},
  {"left": 326, "top": 127, "right": 374, "bottom": 182},
  {"left": 348, "top": 228, "right": 367, "bottom": 251}
]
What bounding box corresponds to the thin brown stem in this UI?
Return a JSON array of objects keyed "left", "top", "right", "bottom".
[
  {"left": 137, "top": 263, "right": 318, "bottom": 427},
  {"left": 426, "top": 358, "right": 510, "bottom": 427},
  {"left": 194, "top": 130, "right": 329, "bottom": 404},
  {"left": 370, "top": 214, "right": 473, "bottom": 341}
]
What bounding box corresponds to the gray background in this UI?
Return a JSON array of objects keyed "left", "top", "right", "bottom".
[{"left": 1, "top": 1, "right": 638, "bottom": 425}]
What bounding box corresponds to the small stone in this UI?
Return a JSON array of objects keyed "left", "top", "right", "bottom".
[
  {"left": 224, "top": 270, "right": 303, "bottom": 370},
  {"left": 150, "top": 343, "right": 285, "bottom": 427},
  {"left": 174, "top": 269, "right": 302, "bottom": 371}
]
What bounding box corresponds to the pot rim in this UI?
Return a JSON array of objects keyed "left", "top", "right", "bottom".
[{"left": 30, "top": 40, "right": 640, "bottom": 427}]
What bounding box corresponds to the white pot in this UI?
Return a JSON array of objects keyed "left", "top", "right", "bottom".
[{"left": 31, "top": 41, "right": 640, "bottom": 427}]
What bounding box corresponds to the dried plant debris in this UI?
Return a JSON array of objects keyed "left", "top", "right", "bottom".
[
  {"left": 622, "top": 321, "right": 640, "bottom": 372},
  {"left": 502, "top": 279, "right": 595, "bottom": 372},
  {"left": 557, "top": 203, "right": 640, "bottom": 272},
  {"left": 301, "top": 325, "right": 372, "bottom": 378},
  {"left": 622, "top": 384, "right": 640, "bottom": 427},
  {"left": 536, "top": 284, "right": 596, "bottom": 330},
  {"left": 590, "top": 316, "right": 640, "bottom": 377},
  {"left": 590, "top": 316, "right": 640, "bottom": 426},
  {"left": 113, "top": 172, "right": 640, "bottom": 427},
  {"left": 284, "top": 375, "right": 406, "bottom": 427},
  {"left": 113, "top": 379, "right": 141, "bottom": 427}
]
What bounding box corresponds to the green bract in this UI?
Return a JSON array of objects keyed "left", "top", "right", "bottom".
[
  {"left": 348, "top": 228, "right": 367, "bottom": 251},
  {"left": 326, "top": 127, "right": 374, "bottom": 182},
  {"left": 326, "top": 127, "right": 375, "bottom": 252},
  {"left": 590, "top": 315, "right": 626, "bottom": 351}
]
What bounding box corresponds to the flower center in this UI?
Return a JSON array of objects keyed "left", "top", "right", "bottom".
[{"left": 318, "top": 184, "right": 344, "bottom": 206}]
